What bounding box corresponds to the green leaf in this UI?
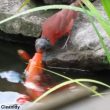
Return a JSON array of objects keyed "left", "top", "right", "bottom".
[
  {"left": 80, "top": 2, "right": 110, "bottom": 63},
  {"left": 82, "top": 0, "right": 110, "bottom": 37},
  {"left": 40, "top": 68, "right": 103, "bottom": 97},
  {"left": 101, "top": 0, "right": 110, "bottom": 19}
]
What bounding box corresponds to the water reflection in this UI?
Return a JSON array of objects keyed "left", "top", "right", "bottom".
[
  {"left": 0, "top": 91, "right": 24, "bottom": 104},
  {"left": 0, "top": 71, "right": 22, "bottom": 83},
  {"left": 0, "top": 38, "right": 110, "bottom": 105},
  {"left": 0, "top": 39, "right": 34, "bottom": 104}
]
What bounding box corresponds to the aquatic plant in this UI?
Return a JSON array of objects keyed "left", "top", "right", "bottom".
[{"left": 101, "top": 0, "right": 110, "bottom": 19}]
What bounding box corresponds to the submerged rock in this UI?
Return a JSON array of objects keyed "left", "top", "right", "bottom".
[
  {"left": 45, "top": 0, "right": 110, "bottom": 70},
  {"left": 0, "top": 0, "right": 110, "bottom": 70},
  {"left": 0, "top": 0, "right": 54, "bottom": 38}
]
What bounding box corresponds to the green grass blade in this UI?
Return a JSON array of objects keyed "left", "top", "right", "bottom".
[
  {"left": 80, "top": 2, "right": 110, "bottom": 63},
  {"left": 42, "top": 67, "right": 109, "bottom": 88},
  {"left": 33, "top": 80, "right": 98, "bottom": 103},
  {"left": 33, "top": 77, "right": 110, "bottom": 103},
  {"left": 33, "top": 80, "right": 79, "bottom": 103},
  {"left": 0, "top": 5, "right": 91, "bottom": 24},
  {"left": 76, "top": 79, "right": 110, "bottom": 88},
  {"left": 41, "top": 68, "right": 102, "bottom": 97},
  {"left": 17, "top": 0, "right": 30, "bottom": 12},
  {"left": 82, "top": 0, "right": 110, "bottom": 37},
  {"left": 101, "top": 0, "right": 110, "bottom": 19},
  {"left": 74, "top": 82, "right": 101, "bottom": 97},
  {"left": 90, "top": 18, "right": 110, "bottom": 63}
]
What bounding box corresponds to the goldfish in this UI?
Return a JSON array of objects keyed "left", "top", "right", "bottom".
[
  {"left": 24, "top": 52, "right": 44, "bottom": 83},
  {"left": 17, "top": 51, "right": 75, "bottom": 103},
  {"left": 17, "top": 51, "right": 47, "bottom": 103},
  {"left": 17, "top": 49, "right": 31, "bottom": 61},
  {"left": 23, "top": 52, "right": 48, "bottom": 99}
]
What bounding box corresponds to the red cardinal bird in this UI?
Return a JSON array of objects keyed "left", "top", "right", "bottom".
[{"left": 35, "top": 0, "right": 81, "bottom": 51}]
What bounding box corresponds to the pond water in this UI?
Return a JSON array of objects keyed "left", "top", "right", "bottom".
[
  {"left": 0, "top": 37, "right": 110, "bottom": 106},
  {"left": 0, "top": 38, "right": 35, "bottom": 105}
]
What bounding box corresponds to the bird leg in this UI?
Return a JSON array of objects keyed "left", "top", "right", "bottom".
[{"left": 62, "top": 33, "right": 71, "bottom": 49}]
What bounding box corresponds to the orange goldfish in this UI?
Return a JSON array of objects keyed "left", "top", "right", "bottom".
[
  {"left": 17, "top": 49, "right": 31, "bottom": 61},
  {"left": 23, "top": 52, "right": 47, "bottom": 100},
  {"left": 24, "top": 52, "right": 43, "bottom": 83}
]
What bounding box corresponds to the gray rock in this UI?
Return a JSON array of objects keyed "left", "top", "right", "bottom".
[
  {"left": 45, "top": 0, "right": 110, "bottom": 70},
  {"left": 0, "top": 0, "right": 54, "bottom": 37},
  {"left": 0, "top": 0, "right": 109, "bottom": 70}
]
